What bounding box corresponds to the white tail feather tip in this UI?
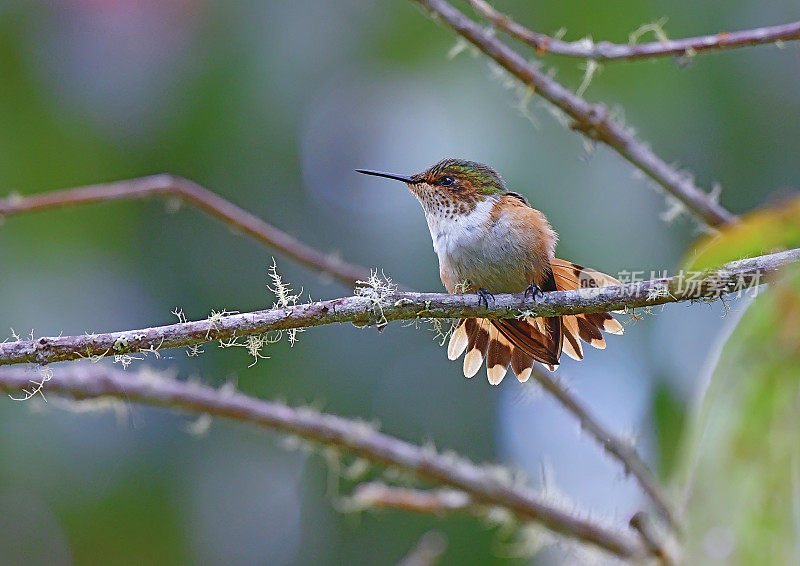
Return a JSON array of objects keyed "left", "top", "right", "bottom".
[
  {"left": 463, "top": 349, "right": 483, "bottom": 378},
  {"left": 516, "top": 367, "right": 532, "bottom": 382},
  {"left": 447, "top": 324, "right": 469, "bottom": 360},
  {"left": 487, "top": 363, "right": 508, "bottom": 385}
]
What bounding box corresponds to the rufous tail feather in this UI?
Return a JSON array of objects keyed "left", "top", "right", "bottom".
[{"left": 446, "top": 259, "right": 623, "bottom": 385}]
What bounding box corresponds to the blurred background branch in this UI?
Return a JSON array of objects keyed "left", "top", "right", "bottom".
[
  {"left": 2, "top": 247, "right": 795, "bottom": 366},
  {"left": 467, "top": 0, "right": 800, "bottom": 61},
  {"left": 0, "top": 364, "right": 650, "bottom": 559},
  {"left": 628, "top": 511, "right": 677, "bottom": 563},
  {"left": 412, "top": 0, "right": 737, "bottom": 227},
  {"left": 529, "top": 366, "right": 678, "bottom": 530},
  {"left": 0, "top": 174, "right": 373, "bottom": 288}
]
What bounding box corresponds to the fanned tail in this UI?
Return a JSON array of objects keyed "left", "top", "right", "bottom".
[
  {"left": 448, "top": 268, "right": 563, "bottom": 385},
  {"left": 446, "top": 259, "right": 623, "bottom": 385},
  {"left": 447, "top": 316, "right": 559, "bottom": 384},
  {"left": 550, "top": 258, "right": 624, "bottom": 361}
]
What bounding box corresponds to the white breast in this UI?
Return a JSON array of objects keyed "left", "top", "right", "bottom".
[
  {"left": 426, "top": 198, "right": 494, "bottom": 264},
  {"left": 421, "top": 196, "right": 530, "bottom": 291}
]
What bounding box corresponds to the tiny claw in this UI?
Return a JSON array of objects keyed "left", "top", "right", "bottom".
[
  {"left": 524, "top": 284, "right": 544, "bottom": 302},
  {"left": 477, "top": 288, "right": 495, "bottom": 308}
]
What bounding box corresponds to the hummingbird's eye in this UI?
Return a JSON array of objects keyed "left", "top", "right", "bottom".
[{"left": 440, "top": 176, "right": 455, "bottom": 187}]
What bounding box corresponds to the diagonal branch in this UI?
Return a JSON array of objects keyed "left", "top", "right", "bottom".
[
  {"left": 1, "top": 247, "right": 796, "bottom": 366},
  {"left": 0, "top": 175, "right": 372, "bottom": 288},
  {"left": 468, "top": 0, "right": 800, "bottom": 61},
  {"left": 351, "top": 482, "right": 675, "bottom": 560},
  {"left": 412, "top": 0, "right": 737, "bottom": 227},
  {"left": 350, "top": 483, "right": 675, "bottom": 561},
  {"left": 0, "top": 364, "right": 649, "bottom": 559},
  {"left": 530, "top": 367, "right": 678, "bottom": 530}
]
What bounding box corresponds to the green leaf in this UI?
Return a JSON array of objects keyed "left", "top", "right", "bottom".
[
  {"left": 684, "top": 195, "right": 800, "bottom": 272},
  {"left": 676, "top": 264, "right": 800, "bottom": 564}
]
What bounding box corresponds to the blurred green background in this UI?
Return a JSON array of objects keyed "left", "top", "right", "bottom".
[{"left": 0, "top": 1, "right": 798, "bottom": 564}]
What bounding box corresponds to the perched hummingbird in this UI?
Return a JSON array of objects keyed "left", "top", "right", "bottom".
[{"left": 357, "top": 158, "right": 623, "bottom": 385}]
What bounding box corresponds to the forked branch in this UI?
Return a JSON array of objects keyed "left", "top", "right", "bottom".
[
  {"left": 468, "top": 0, "right": 800, "bottom": 61},
  {"left": 412, "top": 0, "right": 737, "bottom": 227}
]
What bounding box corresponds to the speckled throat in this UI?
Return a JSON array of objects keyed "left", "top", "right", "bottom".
[{"left": 408, "top": 181, "right": 482, "bottom": 220}]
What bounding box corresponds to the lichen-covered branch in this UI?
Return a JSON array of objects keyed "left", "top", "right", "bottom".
[
  {"left": 468, "top": 0, "right": 800, "bottom": 61},
  {"left": 0, "top": 175, "right": 372, "bottom": 288},
  {"left": 0, "top": 248, "right": 796, "bottom": 367},
  {"left": 412, "top": 0, "right": 737, "bottom": 227},
  {"left": 0, "top": 365, "right": 648, "bottom": 559},
  {"left": 530, "top": 367, "right": 678, "bottom": 530}
]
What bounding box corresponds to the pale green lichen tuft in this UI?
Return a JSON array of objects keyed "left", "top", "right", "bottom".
[
  {"left": 575, "top": 59, "right": 602, "bottom": 97},
  {"left": 354, "top": 269, "right": 397, "bottom": 328},
  {"left": 268, "top": 258, "right": 305, "bottom": 346},
  {"left": 8, "top": 366, "right": 52, "bottom": 402},
  {"left": 629, "top": 17, "right": 670, "bottom": 44}
]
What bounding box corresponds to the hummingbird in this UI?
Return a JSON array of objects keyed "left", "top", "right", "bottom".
[{"left": 357, "top": 158, "right": 623, "bottom": 385}]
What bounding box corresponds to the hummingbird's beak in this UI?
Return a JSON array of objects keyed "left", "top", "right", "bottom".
[{"left": 355, "top": 169, "right": 415, "bottom": 184}]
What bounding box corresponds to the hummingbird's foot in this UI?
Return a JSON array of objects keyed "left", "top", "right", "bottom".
[
  {"left": 524, "top": 284, "right": 544, "bottom": 302},
  {"left": 477, "top": 288, "right": 495, "bottom": 308}
]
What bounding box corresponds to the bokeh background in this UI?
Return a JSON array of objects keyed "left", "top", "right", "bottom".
[{"left": 1, "top": 1, "right": 798, "bottom": 564}]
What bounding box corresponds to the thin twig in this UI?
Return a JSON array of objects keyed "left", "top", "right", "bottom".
[
  {"left": 0, "top": 175, "right": 372, "bottom": 288},
  {"left": 468, "top": 0, "right": 800, "bottom": 61},
  {"left": 1, "top": 247, "right": 795, "bottom": 367},
  {"left": 0, "top": 365, "right": 649, "bottom": 559},
  {"left": 629, "top": 512, "right": 677, "bottom": 564},
  {"left": 397, "top": 531, "right": 448, "bottom": 566},
  {"left": 530, "top": 367, "right": 678, "bottom": 530},
  {"left": 351, "top": 482, "right": 474, "bottom": 515},
  {"left": 412, "top": 0, "right": 737, "bottom": 227}
]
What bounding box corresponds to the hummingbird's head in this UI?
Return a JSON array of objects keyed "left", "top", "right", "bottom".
[{"left": 357, "top": 158, "right": 508, "bottom": 216}]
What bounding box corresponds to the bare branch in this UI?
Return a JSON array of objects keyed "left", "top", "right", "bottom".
[
  {"left": 468, "top": 0, "right": 800, "bottom": 61},
  {"left": 530, "top": 367, "right": 678, "bottom": 530},
  {"left": 1, "top": 248, "right": 796, "bottom": 366},
  {"left": 0, "top": 175, "right": 372, "bottom": 288},
  {"left": 0, "top": 365, "right": 649, "bottom": 558},
  {"left": 412, "top": 0, "right": 737, "bottom": 227}
]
